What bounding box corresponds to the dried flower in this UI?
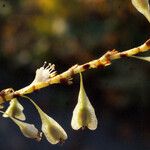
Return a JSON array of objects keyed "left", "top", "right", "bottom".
[
  {"left": 23, "top": 96, "right": 68, "bottom": 144},
  {"left": 131, "top": 0, "right": 150, "bottom": 22},
  {"left": 71, "top": 73, "right": 98, "bottom": 130},
  {"left": 3, "top": 98, "right": 25, "bottom": 121}
]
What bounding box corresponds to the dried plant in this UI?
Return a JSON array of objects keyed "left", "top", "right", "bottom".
[{"left": 0, "top": 0, "right": 149, "bottom": 146}]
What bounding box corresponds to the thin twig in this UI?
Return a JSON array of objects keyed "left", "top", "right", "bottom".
[
  {"left": 0, "top": 39, "right": 149, "bottom": 104},
  {"left": 15, "top": 39, "right": 150, "bottom": 95}
]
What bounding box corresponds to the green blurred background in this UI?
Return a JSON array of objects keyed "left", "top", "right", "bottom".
[{"left": 0, "top": 0, "right": 150, "bottom": 150}]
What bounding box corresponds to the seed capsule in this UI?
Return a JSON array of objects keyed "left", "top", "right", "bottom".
[
  {"left": 71, "top": 73, "right": 98, "bottom": 130},
  {"left": 24, "top": 96, "right": 68, "bottom": 144},
  {"left": 10, "top": 117, "right": 42, "bottom": 141},
  {"left": 131, "top": 0, "right": 150, "bottom": 22},
  {"left": 3, "top": 98, "right": 25, "bottom": 121}
]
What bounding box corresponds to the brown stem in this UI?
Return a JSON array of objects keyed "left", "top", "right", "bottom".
[{"left": 0, "top": 39, "right": 149, "bottom": 103}]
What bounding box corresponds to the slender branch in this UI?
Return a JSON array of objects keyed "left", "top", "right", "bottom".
[
  {"left": 15, "top": 39, "right": 150, "bottom": 95},
  {"left": 0, "top": 39, "right": 149, "bottom": 104}
]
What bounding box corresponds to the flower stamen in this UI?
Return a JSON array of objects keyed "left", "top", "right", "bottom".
[{"left": 31, "top": 62, "right": 57, "bottom": 84}]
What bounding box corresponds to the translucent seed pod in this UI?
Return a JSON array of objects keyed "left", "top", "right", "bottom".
[
  {"left": 0, "top": 110, "right": 42, "bottom": 141},
  {"left": 131, "top": 0, "right": 150, "bottom": 22},
  {"left": 23, "top": 96, "right": 67, "bottom": 144},
  {"left": 3, "top": 98, "right": 26, "bottom": 121},
  {"left": 41, "top": 114, "right": 68, "bottom": 144},
  {"left": 10, "top": 117, "right": 42, "bottom": 141},
  {"left": 71, "top": 73, "right": 98, "bottom": 130}
]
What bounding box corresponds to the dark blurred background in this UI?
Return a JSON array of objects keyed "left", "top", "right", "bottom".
[{"left": 0, "top": 0, "right": 150, "bottom": 150}]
